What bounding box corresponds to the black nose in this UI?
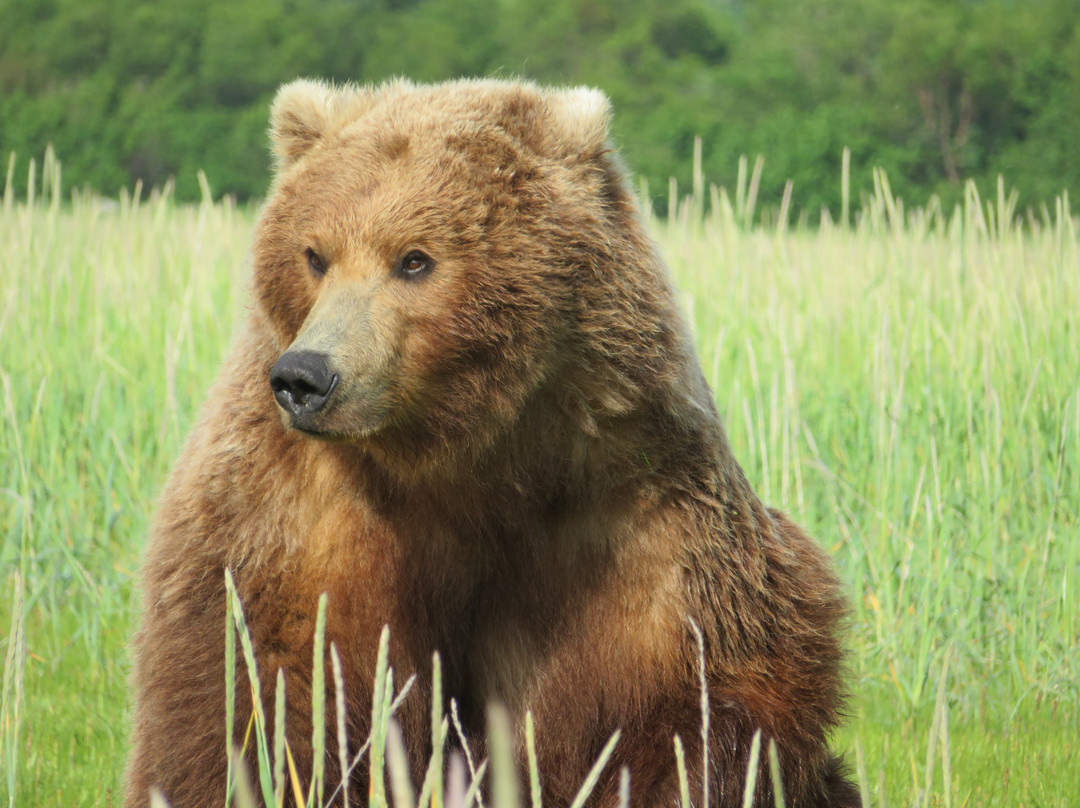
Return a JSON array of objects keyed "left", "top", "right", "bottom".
[{"left": 270, "top": 351, "right": 338, "bottom": 419}]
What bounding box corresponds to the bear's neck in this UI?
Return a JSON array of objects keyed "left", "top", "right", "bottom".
[{"left": 353, "top": 351, "right": 752, "bottom": 541}]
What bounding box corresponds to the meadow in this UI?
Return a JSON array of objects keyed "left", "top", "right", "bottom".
[{"left": 1, "top": 148, "right": 1077, "bottom": 806}]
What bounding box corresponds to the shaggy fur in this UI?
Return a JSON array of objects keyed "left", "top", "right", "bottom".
[{"left": 125, "top": 78, "right": 859, "bottom": 808}]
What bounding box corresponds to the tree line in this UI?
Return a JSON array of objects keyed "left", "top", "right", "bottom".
[{"left": 1, "top": 0, "right": 1078, "bottom": 214}]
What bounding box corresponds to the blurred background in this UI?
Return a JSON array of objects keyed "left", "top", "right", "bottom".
[{"left": 1, "top": 0, "right": 1079, "bottom": 213}]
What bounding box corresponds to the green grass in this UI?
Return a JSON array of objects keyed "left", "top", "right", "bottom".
[{"left": 1, "top": 149, "right": 1077, "bottom": 806}]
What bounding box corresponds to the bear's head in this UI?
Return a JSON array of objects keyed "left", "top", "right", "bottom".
[{"left": 253, "top": 78, "right": 691, "bottom": 476}]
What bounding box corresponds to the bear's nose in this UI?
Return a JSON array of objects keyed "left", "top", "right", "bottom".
[{"left": 270, "top": 351, "right": 338, "bottom": 419}]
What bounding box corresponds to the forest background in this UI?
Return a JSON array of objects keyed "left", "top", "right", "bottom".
[{"left": 2, "top": 0, "right": 1080, "bottom": 214}]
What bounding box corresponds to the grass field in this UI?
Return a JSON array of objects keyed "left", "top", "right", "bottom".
[{"left": 1, "top": 150, "right": 1078, "bottom": 807}]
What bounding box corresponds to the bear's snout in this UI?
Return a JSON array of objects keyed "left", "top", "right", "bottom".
[{"left": 270, "top": 350, "right": 338, "bottom": 424}]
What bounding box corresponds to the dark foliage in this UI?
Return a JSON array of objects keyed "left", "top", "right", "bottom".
[{"left": 1, "top": 0, "right": 1078, "bottom": 212}]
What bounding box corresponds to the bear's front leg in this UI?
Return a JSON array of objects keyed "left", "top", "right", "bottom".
[{"left": 125, "top": 572, "right": 232, "bottom": 808}]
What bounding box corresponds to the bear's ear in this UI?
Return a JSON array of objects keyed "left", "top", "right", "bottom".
[
  {"left": 537, "top": 86, "right": 612, "bottom": 160},
  {"left": 269, "top": 79, "right": 374, "bottom": 168}
]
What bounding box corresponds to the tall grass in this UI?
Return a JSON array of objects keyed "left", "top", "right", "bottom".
[
  {"left": 216, "top": 574, "right": 631, "bottom": 808},
  {"left": 0, "top": 154, "right": 250, "bottom": 805},
  {"left": 654, "top": 153, "right": 1079, "bottom": 715},
  {"left": 1, "top": 148, "right": 1078, "bottom": 806}
]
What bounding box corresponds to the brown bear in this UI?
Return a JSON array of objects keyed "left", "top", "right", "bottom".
[{"left": 125, "top": 78, "right": 859, "bottom": 808}]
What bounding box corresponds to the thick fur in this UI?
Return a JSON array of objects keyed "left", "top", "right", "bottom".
[{"left": 125, "top": 78, "right": 859, "bottom": 807}]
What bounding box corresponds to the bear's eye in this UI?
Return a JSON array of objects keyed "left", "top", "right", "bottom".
[
  {"left": 305, "top": 248, "right": 327, "bottom": 277},
  {"left": 398, "top": 250, "right": 434, "bottom": 280}
]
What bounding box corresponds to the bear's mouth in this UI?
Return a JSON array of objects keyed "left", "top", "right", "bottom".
[
  {"left": 293, "top": 423, "right": 351, "bottom": 442},
  {"left": 280, "top": 383, "right": 397, "bottom": 443}
]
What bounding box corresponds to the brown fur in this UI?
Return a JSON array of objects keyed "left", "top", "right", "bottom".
[{"left": 125, "top": 78, "right": 859, "bottom": 807}]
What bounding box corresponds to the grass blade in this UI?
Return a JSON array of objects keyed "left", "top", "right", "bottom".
[
  {"left": 309, "top": 592, "right": 328, "bottom": 807},
  {"left": 417, "top": 718, "right": 448, "bottom": 808},
  {"left": 688, "top": 618, "right": 709, "bottom": 808},
  {"left": 274, "top": 669, "right": 286, "bottom": 807},
  {"left": 487, "top": 703, "right": 520, "bottom": 808},
  {"left": 674, "top": 735, "right": 690, "bottom": 808},
  {"left": 462, "top": 761, "right": 489, "bottom": 808},
  {"left": 767, "top": 738, "right": 785, "bottom": 808},
  {"left": 369, "top": 626, "right": 392, "bottom": 806},
  {"left": 231, "top": 746, "right": 260, "bottom": 808},
  {"left": 740, "top": 729, "right": 762, "bottom": 808},
  {"left": 418, "top": 653, "right": 446, "bottom": 808},
  {"left": 855, "top": 737, "right": 871, "bottom": 808},
  {"left": 445, "top": 752, "right": 466, "bottom": 808},
  {"left": 2, "top": 572, "right": 26, "bottom": 808},
  {"left": 568, "top": 730, "right": 621, "bottom": 808},
  {"left": 431, "top": 653, "right": 444, "bottom": 808},
  {"left": 285, "top": 741, "right": 307, "bottom": 808},
  {"left": 332, "top": 642, "right": 349, "bottom": 808},
  {"left": 224, "top": 570, "right": 276, "bottom": 808},
  {"left": 524, "top": 711, "right": 541, "bottom": 808},
  {"left": 450, "top": 698, "right": 484, "bottom": 808},
  {"left": 387, "top": 720, "right": 416, "bottom": 808},
  {"left": 225, "top": 587, "right": 237, "bottom": 806}
]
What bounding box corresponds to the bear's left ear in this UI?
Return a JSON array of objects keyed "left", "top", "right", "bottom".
[
  {"left": 270, "top": 79, "right": 374, "bottom": 168},
  {"left": 536, "top": 86, "right": 613, "bottom": 161}
]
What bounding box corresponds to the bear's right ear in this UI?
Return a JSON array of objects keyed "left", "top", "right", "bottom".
[
  {"left": 269, "top": 79, "right": 374, "bottom": 168},
  {"left": 538, "top": 86, "right": 612, "bottom": 161}
]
